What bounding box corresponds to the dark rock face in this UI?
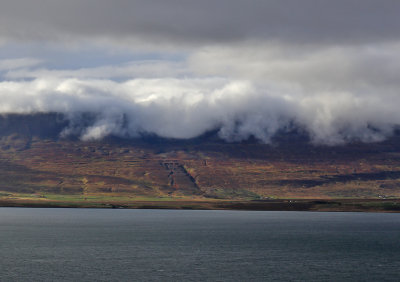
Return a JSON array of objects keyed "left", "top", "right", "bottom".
[
  {"left": 0, "top": 113, "right": 307, "bottom": 144},
  {"left": 0, "top": 112, "right": 398, "bottom": 149},
  {"left": 0, "top": 113, "right": 68, "bottom": 139}
]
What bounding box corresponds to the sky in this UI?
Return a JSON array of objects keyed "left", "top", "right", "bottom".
[{"left": 1, "top": 0, "right": 400, "bottom": 144}]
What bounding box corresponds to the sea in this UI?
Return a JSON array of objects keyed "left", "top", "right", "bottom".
[{"left": 0, "top": 208, "right": 399, "bottom": 281}]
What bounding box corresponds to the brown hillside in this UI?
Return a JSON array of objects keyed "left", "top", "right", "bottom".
[{"left": 1, "top": 130, "right": 400, "bottom": 200}]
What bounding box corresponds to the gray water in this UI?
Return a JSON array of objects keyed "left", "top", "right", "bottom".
[{"left": 0, "top": 208, "right": 399, "bottom": 281}]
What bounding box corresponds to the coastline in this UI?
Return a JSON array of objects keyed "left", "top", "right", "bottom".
[{"left": 1, "top": 198, "right": 399, "bottom": 212}]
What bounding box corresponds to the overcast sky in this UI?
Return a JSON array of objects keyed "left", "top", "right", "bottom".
[{"left": 1, "top": 0, "right": 399, "bottom": 144}]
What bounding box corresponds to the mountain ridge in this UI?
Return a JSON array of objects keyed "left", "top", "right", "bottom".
[{"left": 0, "top": 113, "right": 400, "bottom": 204}]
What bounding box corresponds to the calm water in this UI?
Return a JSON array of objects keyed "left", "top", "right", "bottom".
[{"left": 0, "top": 209, "right": 399, "bottom": 281}]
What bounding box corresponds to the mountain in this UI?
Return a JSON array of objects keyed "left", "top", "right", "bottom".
[{"left": 0, "top": 113, "right": 400, "bottom": 210}]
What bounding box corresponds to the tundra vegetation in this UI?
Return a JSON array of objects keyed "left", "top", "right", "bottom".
[{"left": 0, "top": 115, "right": 400, "bottom": 211}]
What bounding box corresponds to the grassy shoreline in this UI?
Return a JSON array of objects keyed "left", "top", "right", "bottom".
[{"left": 1, "top": 197, "right": 399, "bottom": 212}]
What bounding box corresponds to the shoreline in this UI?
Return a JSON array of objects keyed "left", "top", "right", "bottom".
[{"left": 1, "top": 198, "right": 399, "bottom": 212}]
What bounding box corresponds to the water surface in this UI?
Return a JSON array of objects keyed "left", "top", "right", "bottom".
[{"left": 0, "top": 208, "right": 399, "bottom": 281}]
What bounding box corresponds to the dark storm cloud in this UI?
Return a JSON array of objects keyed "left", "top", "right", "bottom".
[{"left": 1, "top": 0, "right": 400, "bottom": 45}]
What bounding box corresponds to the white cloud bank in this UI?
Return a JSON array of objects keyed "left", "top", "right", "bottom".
[{"left": 1, "top": 42, "right": 400, "bottom": 144}]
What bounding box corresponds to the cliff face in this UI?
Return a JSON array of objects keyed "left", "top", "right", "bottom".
[
  {"left": 0, "top": 113, "right": 67, "bottom": 139},
  {"left": 0, "top": 113, "right": 400, "bottom": 200},
  {"left": 0, "top": 113, "right": 311, "bottom": 143}
]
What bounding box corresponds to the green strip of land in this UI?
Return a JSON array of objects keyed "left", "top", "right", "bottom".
[{"left": 0, "top": 193, "right": 399, "bottom": 212}]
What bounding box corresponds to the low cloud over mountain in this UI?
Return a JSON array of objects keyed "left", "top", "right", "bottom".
[{"left": 1, "top": 0, "right": 399, "bottom": 144}]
